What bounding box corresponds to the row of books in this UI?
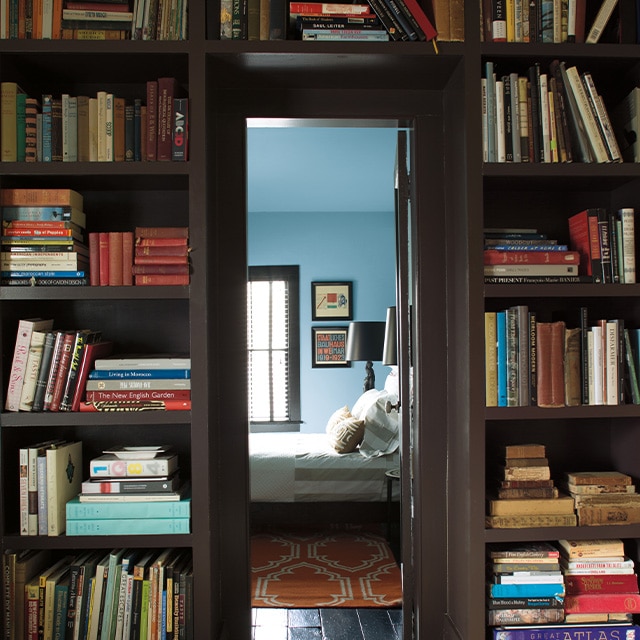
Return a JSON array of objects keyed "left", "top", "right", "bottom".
[
  {"left": 0, "top": 78, "right": 189, "bottom": 163},
  {"left": 483, "top": 59, "right": 621, "bottom": 164},
  {"left": 220, "top": 0, "right": 437, "bottom": 42},
  {"left": 481, "top": 0, "right": 622, "bottom": 44},
  {"left": 488, "top": 538, "right": 640, "bottom": 636},
  {"left": 2, "top": 546, "right": 193, "bottom": 640},
  {"left": 0, "top": 0, "right": 187, "bottom": 39},
  {"left": 484, "top": 306, "right": 640, "bottom": 407}
]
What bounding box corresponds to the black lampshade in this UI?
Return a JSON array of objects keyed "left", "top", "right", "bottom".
[
  {"left": 346, "top": 321, "right": 386, "bottom": 363},
  {"left": 382, "top": 306, "right": 397, "bottom": 366}
]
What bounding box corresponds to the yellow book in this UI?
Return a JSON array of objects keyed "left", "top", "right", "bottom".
[
  {"left": 485, "top": 312, "right": 498, "bottom": 406},
  {"left": 489, "top": 494, "right": 575, "bottom": 516}
]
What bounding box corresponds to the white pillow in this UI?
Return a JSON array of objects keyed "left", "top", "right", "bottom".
[{"left": 351, "top": 389, "right": 399, "bottom": 458}]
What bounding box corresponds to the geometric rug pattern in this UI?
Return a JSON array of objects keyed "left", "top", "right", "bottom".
[{"left": 251, "top": 529, "right": 403, "bottom": 608}]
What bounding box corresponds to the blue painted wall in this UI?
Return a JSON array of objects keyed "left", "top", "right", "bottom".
[{"left": 248, "top": 127, "right": 398, "bottom": 433}]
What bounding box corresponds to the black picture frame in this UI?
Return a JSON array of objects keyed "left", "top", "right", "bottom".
[
  {"left": 311, "top": 326, "right": 350, "bottom": 368},
  {"left": 311, "top": 281, "right": 353, "bottom": 321}
]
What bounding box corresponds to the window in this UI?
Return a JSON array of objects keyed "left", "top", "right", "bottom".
[{"left": 247, "top": 265, "right": 301, "bottom": 431}]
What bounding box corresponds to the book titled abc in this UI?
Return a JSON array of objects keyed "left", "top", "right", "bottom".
[{"left": 89, "top": 453, "right": 177, "bottom": 477}]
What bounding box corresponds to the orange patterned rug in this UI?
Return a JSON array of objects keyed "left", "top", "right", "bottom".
[{"left": 250, "top": 529, "right": 403, "bottom": 608}]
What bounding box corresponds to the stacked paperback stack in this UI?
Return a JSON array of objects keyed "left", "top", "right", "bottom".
[
  {"left": 0, "top": 188, "right": 89, "bottom": 286},
  {"left": 61, "top": 0, "right": 134, "bottom": 38},
  {"left": 486, "top": 443, "right": 576, "bottom": 529},
  {"left": 486, "top": 541, "right": 565, "bottom": 626},
  {"left": 132, "top": 226, "right": 190, "bottom": 285},
  {"left": 560, "top": 538, "right": 640, "bottom": 623},
  {"left": 67, "top": 445, "right": 190, "bottom": 535},
  {"left": 484, "top": 227, "right": 582, "bottom": 283},
  {"left": 563, "top": 471, "right": 640, "bottom": 526},
  {"left": 80, "top": 353, "right": 191, "bottom": 411},
  {"left": 482, "top": 59, "right": 621, "bottom": 164}
]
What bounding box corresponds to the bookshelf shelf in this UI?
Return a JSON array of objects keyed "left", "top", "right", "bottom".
[
  {"left": 0, "top": 285, "right": 190, "bottom": 301},
  {"left": 2, "top": 533, "right": 195, "bottom": 549},
  {"left": 0, "top": 411, "right": 192, "bottom": 427},
  {"left": 485, "top": 524, "right": 640, "bottom": 543}
]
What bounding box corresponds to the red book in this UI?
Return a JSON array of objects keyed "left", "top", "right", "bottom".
[
  {"left": 134, "top": 245, "right": 189, "bottom": 257},
  {"left": 568, "top": 208, "right": 603, "bottom": 282},
  {"left": 78, "top": 399, "right": 191, "bottom": 411},
  {"left": 396, "top": 0, "right": 437, "bottom": 40},
  {"left": 2, "top": 227, "right": 78, "bottom": 237},
  {"left": 483, "top": 250, "right": 581, "bottom": 265},
  {"left": 89, "top": 232, "right": 100, "bottom": 286},
  {"left": 133, "top": 255, "right": 189, "bottom": 265},
  {"left": 564, "top": 592, "right": 640, "bottom": 613},
  {"left": 157, "top": 77, "right": 178, "bottom": 162},
  {"left": 85, "top": 389, "right": 191, "bottom": 401},
  {"left": 70, "top": 340, "right": 114, "bottom": 411},
  {"left": 134, "top": 226, "right": 188, "bottom": 239},
  {"left": 3, "top": 220, "right": 80, "bottom": 229},
  {"left": 536, "top": 320, "right": 566, "bottom": 408},
  {"left": 108, "top": 231, "right": 123, "bottom": 286},
  {"left": 134, "top": 274, "right": 190, "bottom": 285},
  {"left": 122, "top": 231, "right": 133, "bottom": 286},
  {"left": 289, "top": 2, "right": 371, "bottom": 13},
  {"left": 131, "top": 264, "right": 190, "bottom": 275},
  {"left": 146, "top": 80, "right": 158, "bottom": 161},
  {"left": 565, "top": 573, "right": 639, "bottom": 594},
  {"left": 48, "top": 331, "right": 76, "bottom": 411},
  {"left": 98, "top": 231, "right": 109, "bottom": 286},
  {"left": 136, "top": 237, "right": 188, "bottom": 247}
]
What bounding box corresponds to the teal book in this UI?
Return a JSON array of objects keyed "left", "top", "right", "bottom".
[
  {"left": 66, "top": 496, "right": 191, "bottom": 519},
  {"left": 99, "top": 549, "right": 126, "bottom": 640},
  {"left": 66, "top": 518, "right": 190, "bottom": 536},
  {"left": 496, "top": 310, "right": 507, "bottom": 407},
  {"left": 488, "top": 582, "right": 565, "bottom": 598}
]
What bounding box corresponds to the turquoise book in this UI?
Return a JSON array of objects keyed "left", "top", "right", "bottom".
[
  {"left": 66, "top": 496, "right": 191, "bottom": 519},
  {"left": 488, "top": 582, "right": 565, "bottom": 599},
  {"left": 66, "top": 518, "right": 190, "bottom": 536}
]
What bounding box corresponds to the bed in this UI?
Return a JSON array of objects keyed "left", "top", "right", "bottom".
[{"left": 249, "top": 389, "right": 401, "bottom": 526}]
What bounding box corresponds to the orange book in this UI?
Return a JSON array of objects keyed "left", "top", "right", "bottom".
[
  {"left": 51, "top": 0, "right": 62, "bottom": 37},
  {"left": 108, "top": 231, "right": 123, "bottom": 286},
  {"left": 134, "top": 274, "right": 190, "bottom": 285},
  {"left": 536, "top": 320, "right": 566, "bottom": 408},
  {"left": 98, "top": 231, "right": 109, "bottom": 286},
  {"left": 0, "top": 188, "right": 83, "bottom": 209},
  {"left": 114, "top": 97, "right": 125, "bottom": 162},
  {"left": 122, "top": 231, "right": 133, "bottom": 286}
]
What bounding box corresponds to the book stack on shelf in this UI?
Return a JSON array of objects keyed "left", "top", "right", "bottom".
[
  {"left": 482, "top": 0, "right": 623, "bottom": 43},
  {"left": 484, "top": 227, "right": 584, "bottom": 283},
  {"left": 0, "top": 188, "right": 89, "bottom": 286},
  {"left": 61, "top": 0, "right": 134, "bottom": 38},
  {"left": 482, "top": 59, "right": 621, "bottom": 164},
  {"left": 486, "top": 541, "right": 565, "bottom": 626},
  {"left": 88, "top": 231, "right": 134, "bottom": 286},
  {"left": 568, "top": 207, "right": 637, "bottom": 285},
  {"left": 18, "top": 439, "right": 82, "bottom": 536},
  {"left": 486, "top": 443, "right": 576, "bottom": 529},
  {"left": 220, "top": 0, "right": 436, "bottom": 42},
  {"left": 67, "top": 446, "right": 190, "bottom": 535},
  {"left": 562, "top": 471, "right": 640, "bottom": 527},
  {"left": 559, "top": 538, "right": 640, "bottom": 623},
  {"left": 79, "top": 352, "right": 191, "bottom": 411},
  {"left": 132, "top": 226, "right": 191, "bottom": 286}
]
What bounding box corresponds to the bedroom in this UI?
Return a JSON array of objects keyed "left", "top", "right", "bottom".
[{"left": 246, "top": 122, "right": 406, "bottom": 604}]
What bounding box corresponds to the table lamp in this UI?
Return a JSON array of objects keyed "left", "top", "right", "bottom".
[
  {"left": 346, "top": 320, "right": 386, "bottom": 393},
  {"left": 382, "top": 306, "right": 397, "bottom": 366}
]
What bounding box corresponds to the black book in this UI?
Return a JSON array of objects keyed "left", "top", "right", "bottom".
[
  {"left": 31, "top": 330, "right": 57, "bottom": 412},
  {"left": 380, "top": 0, "right": 419, "bottom": 39},
  {"left": 502, "top": 75, "right": 514, "bottom": 162},
  {"left": 366, "top": 0, "right": 408, "bottom": 38}
]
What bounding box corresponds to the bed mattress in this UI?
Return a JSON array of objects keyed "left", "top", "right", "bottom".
[{"left": 249, "top": 432, "right": 400, "bottom": 502}]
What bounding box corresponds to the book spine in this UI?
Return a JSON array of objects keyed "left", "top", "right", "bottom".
[
  {"left": 619, "top": 207, "right": 636, "bottom": 283},
  {"left": 492, "top": 627, "right": 640, "bottom": 640},
  {"left": 172, "top": 97, "right": 188, "bottom": 161},
  {"left": 85, "top": 389, "right": 191, "bottom": 401},
  {"left": 66, "top": 498, "right": 190, "bottom": 518},
  {"left": 146, "top": 80, "right": 158, "bottom": 160},
  {"left": 78, "top": 399, "right": 191, "bottom": 411},
  {"left": 18, "top": 330, "right": 47, "bottom": 411},
  {"left": 134, "top": 274, "right": 190, "bottom": 285},
  {"left": 48, "top": 331, "right": 75, "bottom": 411},
  {"left": 585, "top": 0, "right": 618, "bottom": 42},
  {"left": 89, "top": 456, "right": 177, "bottom": 477},
  {"left": 65, "top": 518, "right": 191, "bottom": 535}
]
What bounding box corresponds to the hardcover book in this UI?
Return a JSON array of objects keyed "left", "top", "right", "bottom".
[{"left": 46, "top": 441, "right": 83, "bottom": 536}]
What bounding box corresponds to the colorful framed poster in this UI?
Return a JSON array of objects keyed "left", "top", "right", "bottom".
[
  {"left": 311, "top": 281, "right": 352, "bottom": 320},
  {"left": 311, "top": 326, "right": 350, "bottom": 368}
]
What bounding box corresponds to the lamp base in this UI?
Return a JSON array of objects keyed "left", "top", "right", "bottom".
[{"left": 363, "top": 361, "right": 375, "bottom": 393}]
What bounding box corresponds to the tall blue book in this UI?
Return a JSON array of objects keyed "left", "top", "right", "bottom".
[{"left": 496, "top": 310, "right": 508, "bottom": 407}]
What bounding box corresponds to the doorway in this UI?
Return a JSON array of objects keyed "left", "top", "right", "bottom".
[{"left": 246, "top": 119, "right": 411, "bottom": 635}]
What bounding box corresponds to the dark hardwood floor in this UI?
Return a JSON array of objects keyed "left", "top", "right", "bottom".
[{"left": 252, "top": 607, "right": 403, "bottom": 639}]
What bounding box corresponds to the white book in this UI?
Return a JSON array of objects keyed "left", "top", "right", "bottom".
[
  {"left": 97, "top": 91, "right": 107, "bottom": 162},
  {"left": 514, "top": 0, "right": 523, "bottom": 41},
  {"left": 27, "top": 439, "right": 65, "bottom": 536},
  {"left": 605, "top": 320, "right": 618, "bottom": 405},
  {"left": 567, "top": 0, "right": 576, "bottom": 39},
  {"left": 5, "top": 318, "right": 54, "bottom": 411},
  {"left": 94, "top": 355, "right": 190, "bottom": 369},
  {"left": 105, "top": 93, "right": 114, "bottom": 162},
  {"left": 553, "top": 0, "right": 562, "bottom": 41},
  {"left": 582, "top": 72, "right": 622, "bottom": 162},
  {"left": 591, "top": 325, "right": 604, "bottom": 405},
  {"left": 46, "top": 441, "right": 83, "bottom": 536},
  {"left": 539, "top": 73, "right": 551, "bottom": 162},
  {"left": 510, "top": 72, "right": 521, "bottom": 162},
  {"left": 586, "top": 0, "right": 619, "bottom": 43},
  {"left": 18, "top": 330, "right": 47, "bottom": 411},
  {"left": 89, "top": 97, "right": 98, "bottom": 162},
  {"left": 19, "top": 447, "right": 29, "bottom": 535},
  {"left": 587, "top": 329, "right": 595, "bottom": 405},
  {"left": 564, "top": 65, "right": 610, "bottom": 163},
  {"left": 41, "top": 0, "right": 53, "bottom": 38},
  {"left": 481, "top": 78, "right": 488, "bottom": 163},
  {"left": 495, "top": 79, "right": 506, "bottom": 162},
  {"left": 619, "top": 208, "right": 636, "bottom": 283}
]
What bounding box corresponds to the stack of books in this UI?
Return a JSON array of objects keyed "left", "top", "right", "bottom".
[
  {"left": 559, "top": 538, "right": 640, "bottom": 623},
  {"left": 67, "top": 446, "right": 190, "bottom": 535},
  {"left": 61, "top": 0, "right": 134, "bottom": 38},
  {"left": 563, "top": 471, "right": 640, "bottom": 526},
  {"left": 484, "top": 227, "right": 584, "bottom": 283},
  {"left": 132, "top": 226, "right": 190, "bottom": 285},
  {"left": 486, "top": 443, "right": 577, "bottom": 529},
  {"left": 0, "top": 188, "right": 89, "bottom": 286},
  {"left": 88, "top": 230, "right": 134, "bottom": 286},
  {"left": 80, "top": 352, "right": 191, "bottom": 411},
  {"left": 486, "top": 541, "right": 565, "bottom": 626}
]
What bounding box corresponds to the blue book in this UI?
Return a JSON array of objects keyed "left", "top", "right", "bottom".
[
  {"left": 88, "top": 369, "right": 191, "bottom": 380},
  {"left": 66, "top": 518, "right": 190, "bottom": 536},
  {"left": 1, "top": 270, "right": 86, "bottom": 278},
  {"left": 488, "top": 582, "right": 565, "bottom": 598},
  {"left": 98, "top": 549, "right": 125, "bottom": 640},
  {"left": 66, "top": 496, "right": 191, "bottom": 520},
  {"left": 496, "top": 310, "right": 508, "bottom": 407},
  {"left": 41, "top": 94, "right": 52, "bottom": 162},
  {"left": 1, "top": 206, "right": 85, "bottom": 225},
  {"left": 493, "top": 625, "right": 640, "bottom": 640},
  {"left": 487, "top": 245, "right": 569, "bottom": 251}
]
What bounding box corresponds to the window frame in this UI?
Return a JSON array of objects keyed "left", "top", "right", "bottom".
[{"left": 248, "top": 264, "right": 301, "bottom": 433}]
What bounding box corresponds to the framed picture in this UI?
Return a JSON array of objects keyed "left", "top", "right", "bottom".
[
  {"left": 311, "top": 281, "right": 353, "bottom": 320},
  {"left": 311, "top": 326, "right": 350, "bottom": 368}
]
